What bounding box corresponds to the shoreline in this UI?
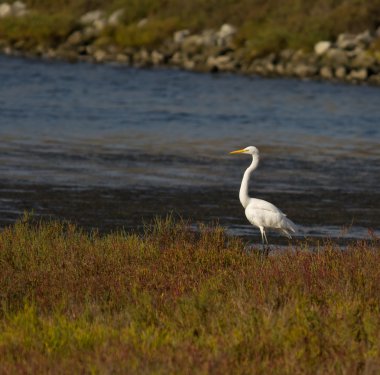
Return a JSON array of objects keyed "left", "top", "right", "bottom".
[
  {"left": 1, "top": 4, "right": 380, "bottom": 85},
  {"left": 2, "top": 31, "right": 380, "bottom": 87},
  {"left": 2, "top": 47, "right": 380, "bottom": 89}
]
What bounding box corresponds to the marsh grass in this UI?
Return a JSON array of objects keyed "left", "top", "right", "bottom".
[
  {"left": 0, "top": 214, "right": 379, "bottom": 373},
  {"left": 2, "top": 0, "right": 380, "bottom": 52}
]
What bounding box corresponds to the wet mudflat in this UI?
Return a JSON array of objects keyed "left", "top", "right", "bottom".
[{"left": 0, "top": 182, "right": 378, "bottom": 245}]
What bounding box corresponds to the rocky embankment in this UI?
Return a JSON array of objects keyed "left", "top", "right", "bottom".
[{"left": 1, "top": 2, "right": 380, "bottom": 85}]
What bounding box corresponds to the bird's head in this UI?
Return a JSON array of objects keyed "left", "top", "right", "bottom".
[{"left": 229, "top": 146, "right": 259, "bottom": 156}]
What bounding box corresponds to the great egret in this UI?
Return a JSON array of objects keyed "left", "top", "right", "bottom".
[{"left": 230, "top": 146, "right": 296, "bottom": 252}]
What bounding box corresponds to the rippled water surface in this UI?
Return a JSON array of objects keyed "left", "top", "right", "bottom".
[{"left": 0, "top": 55, "right": 379, "bottom": 243}]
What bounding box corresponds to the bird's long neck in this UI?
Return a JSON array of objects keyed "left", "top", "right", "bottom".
[{"left": 239, "top": 155, "right": 259, "bottom": 209}]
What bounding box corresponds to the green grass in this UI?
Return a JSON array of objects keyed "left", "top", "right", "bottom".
[
  {"left": 0, "top": 214, "right": 379, "bottom": 373},
  {"left": 102, "top": 17, "right": 182, "bottom": 49},
  {"left": 1, "top": 0, "right": 380, "bottom": 52},
  {"left": 0, "top": 12, "right": 76, "bottom": 48}
]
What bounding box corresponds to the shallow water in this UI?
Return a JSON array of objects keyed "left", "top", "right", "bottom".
[{"left": 0, "top": 55, "right": 379, "bottom": 243}]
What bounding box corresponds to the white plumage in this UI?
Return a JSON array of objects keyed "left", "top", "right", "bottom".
[{"left": 230, "top": 146, "right": 296, "bottom": 250}]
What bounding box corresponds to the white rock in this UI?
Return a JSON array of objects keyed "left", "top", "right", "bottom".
[
  {"left": 44, "top": 49, "right": 56, "bottom": 59},
  {"left": 354, "top": 30, "right": 373, "bottom": 47},
  {"left": 12, "top": 0, "right": 26, "bottom": 16},
  {"left": 219, "top": 24, "right": 236, "bottom": 39},
  {"left": 202, "top": 29, "right": 217, "bottom": 46},
  {"left": 3, "top": 46, "right": 12, "bottom": 54},
  {"left": 206, "top": 55, "right": 234, "bottom": 70},
  {"left": 280, "top": 49, "right": 294, "bottom": 61},
  {"left": 349, "top": 68, "right": 368, "bottom": 81},
  {"left": 369, "top": 73, "right": 380, "bottom": 84},
  {"left": 314, "top": 41, "right": 331, "bottom": 56},
  {"left": 183, "top": 59, "right": 195, "bottom": 70},
  {"left": 336, "top": 33, "right": 357, "bottom": 50},
  {"left": 0, "top": 3, "right": 12, "bottom": 18},
  {"left": 325, "top": 48, "right": 348, "bottom": 66},
  {"left": 151, "top": 50, "right": 164, "bottom": 65},
  {"left": 134, "top": 49, "right": 149, "bottom": 63},
  {"left": 85, "top": 45, "right": 95, "bottom": 55},
  {"left": 264, "top": 62, "right": 275, "bottom": 73},
  {"left": 93, "top": 19, "right": 107, "bottom": 31},
  {"left": 275, "top": 63, "right": 285, "bottom": 75},
  {"left": 108, "top": 8, "right": 124, "bottom": 26},
  {"left": 351, "top": 51, "right": 375, "bottom": 68},
  {"left": 293, "top": 64, "right": 318, "bottom": 77},
  {"left": 137, "top": 18, "right": 147, "bottom": 27},
  {"left": 217, "top": 24, "right": 236, "bottom": 46},
  {"left": 182, "top": 34, "right": 204, "bottom": 49},
  {"left": 66, "top": 31, "right": 83, "bottom": 45},
  {"left": 116, "top": 53, "right": 129, "bottom": 63},
  {"left": 93, "top": 49, "right": 107, "bottom": 62},
  {"left": 80, "top": 10, "right": 104, "bottom": 25},
  {"left": 291, "top": 49, "right": 306, "bottom": 62},
  {"left": 346, "top": 46, "right": 364, "bottom": 58},
  {"left": 83, "top": 26, "right": 97, "bottom": 38},
  {"left": 170, "top": 52, "right": 182, "bottom": 64},
  {"left": 320, "top": 66, "right": 333, "bottom": 79},
  {"left": 335, "top": 66, "right": 346, "bottom": 79},
  {"left": 173, "top": 29, "right": 190, "bottom": 44}
]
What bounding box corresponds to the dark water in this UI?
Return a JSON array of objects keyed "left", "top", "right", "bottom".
[{"left": 0, "top": 55, "right": 379, "bottom": 243}]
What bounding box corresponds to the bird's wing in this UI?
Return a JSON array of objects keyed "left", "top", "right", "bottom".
[
  {"left": 245, "top": 198, "right": 296, "bottom": 233},
  {"left": 248, "top": 198, "right": 285, "bottom": 215}
]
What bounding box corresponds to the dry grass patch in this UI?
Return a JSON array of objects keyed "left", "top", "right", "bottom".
[{"left": 0, "top": 215, "right": 379, "bottom": 373}]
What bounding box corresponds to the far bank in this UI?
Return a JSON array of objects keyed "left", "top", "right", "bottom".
[{"left": 1, "top": 0, "right": 380, "bottom": 85}]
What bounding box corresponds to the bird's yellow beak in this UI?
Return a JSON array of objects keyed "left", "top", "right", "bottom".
[{"left": 229, "top": 149, "right": 246, "bottom": 154}]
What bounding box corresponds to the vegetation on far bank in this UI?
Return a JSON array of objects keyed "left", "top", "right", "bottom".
[
  {"left": 0, "top": 215, "right": 379, "bottom": 374},
  {"left": 1, "top": 0, "right": 380, "bottom": 53}
]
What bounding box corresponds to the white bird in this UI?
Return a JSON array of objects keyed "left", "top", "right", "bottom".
[{"left": 230, "top": 146, "right": 296, "bottom": 251}]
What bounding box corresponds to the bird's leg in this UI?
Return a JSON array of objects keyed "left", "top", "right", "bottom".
[
  {"left": 263, "top": 230, "right": 268, "bottom": 244},
  {"left": 263, "top": 229, "right": 270, "bottom": 256},
  {"left": 259, "top": 227, "right": 266, "bottom": 255},
  {"left": 263, "top": 228, "right": 270, "bottom": 256}
]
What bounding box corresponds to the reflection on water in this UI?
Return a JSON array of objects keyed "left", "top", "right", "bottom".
[{"left": 0, "top": 55, "right": 379, "bottom": 242}]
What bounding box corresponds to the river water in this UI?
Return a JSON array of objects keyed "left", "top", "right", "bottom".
[{"left": 0, "top": 55, "right": 379, "bottom": 243}]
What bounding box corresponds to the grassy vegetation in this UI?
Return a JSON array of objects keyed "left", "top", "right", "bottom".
[
  {"left": 0, "top": 0, "right": 380, "bottom": 52},
  {"left": 0, "top": 214, "right": 379, "bottom": 373},
  {"left": 0, "top": 12, "right": 75, "bottom": 48},
  {"left": 104, "top": 17, "right": 181, "bottom": 49}
]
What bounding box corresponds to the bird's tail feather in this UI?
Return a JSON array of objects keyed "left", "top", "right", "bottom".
[
  {"left": 277, "top": 217, "right": 297, "bottom": 239},
  {"left": 280, "top": 229, "right": 293, "bottom": 239},
  {"left": 283, "top": 217, "right": 297, "bottom": 233}
]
